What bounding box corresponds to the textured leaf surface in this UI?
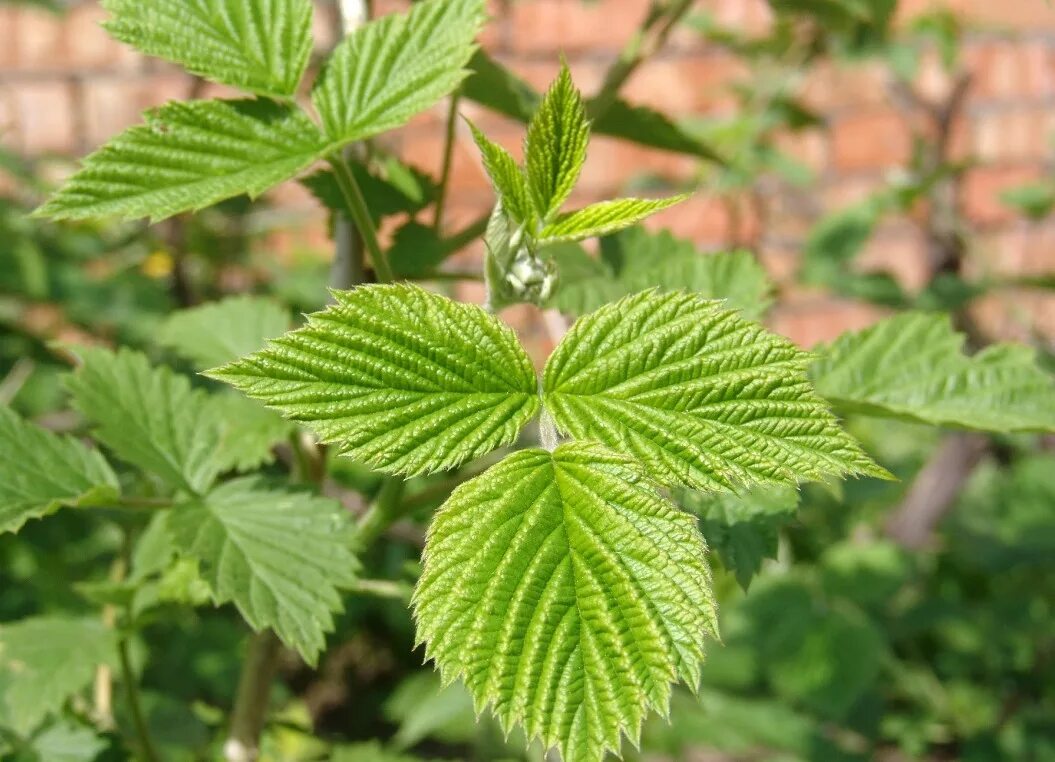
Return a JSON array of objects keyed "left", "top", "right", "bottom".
[
  {"left": 312, "top": 0, "right": 485, "bottom": 143},
  {"left": 158, "top": 295, "right": 290, "bottom": 370},
  {"left": 539, "top": 196, "right": 688, "bottom": 244},
  {"left": 102, "top": 0, "right": 313, "bottom": 98},
  {"left": 0, "top": 617, "right": 118, "bottom": 734},
  {"left": 0, "top": 407, "right": 118, "bottom": 534},
  {"left": 543, "top": 291, "right": 885, "bottom": 491},
  {"left": 524, "top": 66, "right": 590, "bottom": 222},
  {"left": 167, "top": 478, "right": 357, "bottom": 663},
  {"left": 680, "top": 486, "right": 799, "bottom": 590},
  {"left": 38, "top": 99, "right": 327, "bottom": 222},
  {"left": 549, "top": 229, "right": 772, "bottom": 319},
  {"left": 65, "top": 347, "right": 221, "bottom": 494},
  {"left": 209, "top": 284, "right": 539, "bottom": 476},
  {"left": 811, "top": 312, "right": 1055, "bottom": 432},
  {"left": 414, "top": 443, "right": 717, "bottom": 762},
  {"left": 469, "top": 121, "right": 532, "bottom": 226}
]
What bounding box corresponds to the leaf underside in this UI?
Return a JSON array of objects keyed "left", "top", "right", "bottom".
[
  {"left": 102, "top": 0, "right": 314, "bottom": 98},
  {"left": 209, "top": 284, "right": 540, "bottom": 476},
  {"left": 38, "top": 98, "right": 328, "bottom": 222},
  {"left": 414, "top": 443, "right": 717, "bottom": 762},
  {"left": 543, "top": 290, "right": 886, "bottom": 491},
  {"left": 167, "top": 477, "right": 358, "bottom": 663},
  {"left": 0, "top": 407, "right": 119, "bottom": 535},
  {"left": 65, "top": 346, "right": 222, "bottom": 494},
  {"left": 811, "top": 311, "right": 1055, "bottom": 432}
]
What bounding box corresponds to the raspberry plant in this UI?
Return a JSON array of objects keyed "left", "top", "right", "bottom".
[{"left": 4, "top": 0, "right": 1055, "bottom": 760}]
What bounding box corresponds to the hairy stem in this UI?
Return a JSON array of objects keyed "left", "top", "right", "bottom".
[
  {"left": 224, "top": 630, "right": 282, "bottom": 762},
  {"left": 433, "top": 91, "right": 462, "bottom": 233},
  {"left": 119, "top": 636, "right": 160, "bottom": 762},
  {"left": 328, "top": 154, "right": 394, "bottom": 283}
]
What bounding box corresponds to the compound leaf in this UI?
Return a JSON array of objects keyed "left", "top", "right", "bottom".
[
  {"left": 811, "top": 312, "right": 1055, "bottom": 432},
  {"left": 468, "top": 121, "right": 532, "bottom": 226},
  {"left": 102, "top": 0, "right": 313, "bottom": 98},
  {"left": 0, "top": 617, "right": 118, "bottom": 735},
  {"left": 414, "top": 443, "right": 717, "bottom": 762},
  {"left": 524, "top": 65, "right": 590, "bottom": 222},
  {"left": 65, "top": 347, "right": 222, "bottom": 494},
  {"left": 542, "top": 291, "right": 886, "bottom": 491},
  {"left": 209, "top": 284, "right": 539, "bottom": 476},
  {"left": 539, "top": 196, "right": 688, "bottom": 245},
  {"left": 312, "top": 0, "right": 485, "bottom": 144},
  {"left": 38, "top": 99, "right": 328, "bottom": 222},
  {"left": 0, "top": 407, "right": 119, "bottom": 535},
  {"left": 158, "top": 295, "right": 290, "bottom": 370},
  {"left": 167, "top": 477, "right": 357, "bottom": 664}
]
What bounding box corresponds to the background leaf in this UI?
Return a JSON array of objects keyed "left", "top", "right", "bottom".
[
  {"left": 158, "top": 295, "right": 290, "bottom": 370},
  {"left": 414, "top": 443, "right": 717, "bottom": 762}
]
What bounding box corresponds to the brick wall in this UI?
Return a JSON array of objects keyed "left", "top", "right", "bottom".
[{"left": 2, "top": 0, "right": 1055, "bottom": 348}]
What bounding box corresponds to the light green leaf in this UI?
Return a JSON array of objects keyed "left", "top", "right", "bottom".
[
  {"left": 167, "top": 477, "right": 358, "bottom": 664},
  {"left": 331, "top": 743, "right": 422, "bottom": 762},
  {"left": 102, "top": 0, "right": 313, "bottom": 98},
  {"left": 65, "top": 347, "right": 222, "bottom": 494},
  {"left": 29, "top": 720, "right": 108, "bottom": 762},
  {"left": 0, "top": 407, "right": 119, "bottom": 534},
  {"left": 158, "top": 295, "right": 290, "bottom": 370},
  {"left": 211, "top": 393, "right": 293, "bottom": 472},
  {"left": 37, "top": 99, "right": 328, "bottom": 222},
  {"left": 524, "top": 65, "right": 590, "bottom": 222},
  {"left": 542, "top": 291, "right": 886, "bottom": 491},
  {"left": 0, "top": 617, "right": 118, "bottom": 735},
  {"left": 414, "top": 443, "right": 717, "bottom": 762},
  {"left": 811, "top": 312, "right": 1055, "bottom": 432},
  {"left": 556, "top": 227, "right": 773, "bottom": 319},
  {"left": 538, "top": 195, "right": 688, "bottom": 244},
  {"left": 208, "top": 284, "right": 539, "bottom": 476},
  {"left": 680, "top": 485, "right": 799, "bottom": 590},
  {"left": 312, "top": 0, "right": 485, "bottom": 144},
  {"left": 468, "top": 121, "right": 532, "bottom": 226}
]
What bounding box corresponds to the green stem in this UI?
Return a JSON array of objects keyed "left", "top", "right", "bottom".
[
  {"left": 328, "top": 154, "right": 394, "bottom": 283},
  {"left": 118, "top": 636, "right": 161, "bottom": 762},
  {"left": 224, "top": 630, "right": 282, "bottom": 762},
  {"left": 356, "top": 478, "right": 407, "bottom": 547},
  {"left": 355, "top": 578, "right": 413, "bottom": 600},
  {"left": 433, "top": 90, "right": 462, "bottom": 233}
]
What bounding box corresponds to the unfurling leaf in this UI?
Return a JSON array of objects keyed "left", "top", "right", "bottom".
[
  {"left": 542, "top": 291, "right": 887, "bottom": 491},
  {"left": 468, "top": 121, "right": 532, "bottom": 226},
  {"left": 812, "top": 311, "right": 1055, "bottom": 432},
  {"left": 312, "top": 0, "right": 486, "bottom": 143},
  {"left": 102, "top": 0, "right": 314, "bottom": 98},
  {"left": 414, "top": 443, "right": 717, "bottom": 762},
  {"left": 0, "top": 407, "right": 118, "bottom": 534},
  {"left": 167, "top": 477, "right": 358, "bottom": 663},
  {"left": 38, "top": 99, "right": 327, "bottom": 222},
  {"left": 209, "top": 284, "right": 539, "bottom": 476},
  {"left": 65, "top": 347, "right": 222, "bottom": 494}
]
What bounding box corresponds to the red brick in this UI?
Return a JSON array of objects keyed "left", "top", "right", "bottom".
[
  {"left": 961, "top": 165, "right": 1044, "bottom": 227},
  {"left": 511, "top": 58, "right": 606, "bottom": 97},
  {"left": 801, "top": 60, "right": 890, "bottom": 113},
  {"left": 82, "top": 74, "right": 189, "bottom": 147},
  {"left": 577, "top": 135, "right": 697, "bottom": 194},
  {"left": 642, "top": 193, "right": 730, "bottom": 246},
  {"left": 855, "top": 223, "right": 930, "bottom": 292},
  {"left": 621, "top": 54, "right": 746, "bottom": 117},
  {"left": 508, "top": 0, "right": 649, "bottom": 55},
  {"left": 13, "top": 7, "right": 64, "bottom": 72},
  {"left": 64, "top": 4, "right": 140, "bottom": 71},
  {"left": 831, "top": 110, "right": 912, "bottom": 172},
  {"left": 769, "top": 300, "right": 889, "bottom": 348},
  {"left": 708, "top": 0, "right": 774, "bottom": 37},
  {"left": 972, "top": 108, "right": 1050, "bottom": 163},
  {"left": 13, "top": 80, "right": 76, "bottom": 153}
]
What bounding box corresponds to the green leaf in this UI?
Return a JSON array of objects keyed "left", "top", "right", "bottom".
[
  {"left": 158, "top": 295, "right": 290, "bottom": 370},
  {"left": 209, "top": 284, "right": 539, "bottom": 476},
  {"left": 463, "top": 50, "right": 539, "bottom": 122},
  {"left": 1000, "top": 182, "right": 1055, "bottom": 221},
  {"left": 524, "top": 65, "right": 590, "bottom": 222},
  {"left": 167, "top": 477, "right": 358, "bottom": 664},
  {"left": 65, "top": 347, "right": 222, "bottom": 494},
  {"left": 800, "top": 200, "right": 881, "bottom": 285},
  {"left": 312, "top": 0, "right": 485, "bottom": 143},
  {"left": 29, "top": 720, "right": 108, "bottom": 762},
  {"left": 549, "top": 228, "right": 772, "bottom": 320},
  {"left": 593, "top": 100, "right": 723, "bottom": 161},
  {"left": 303, "top": 157, "right": 438, "bottom": 224},
  {"left": 680, "top": 485, "right": 799, "bottom": 590},
  {"left": 811, "top": 312, "right": 1055, "bottom": 432},
  {"left": 331, "top": 743, "right": 422, "bottom": 762},
  {"left": 538, "top": 196, "right": 688, "bottom": 244},
  {"left": 0, "top": 617, "right": 118, "bottom": 734},
  {"left": 468, "top": 121, "right": 532, "bottom": 226},
  {"left": 102, "top": 0, "right": 313, "bottom": 98},
  {"left": 37, "top": 99, "right": 328, "bottom": 222},
  {"left": 211, "top": 393, "right": 293, "bottom": 472},
  {"left": 542, "top": 291, "right": 886, "bottom": 491},
  {"left": 414, "top": 443, "right": 717, "bottom": 762},
  {"left": 0, "top": 407, "right": 119, "bottom": 534}
]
